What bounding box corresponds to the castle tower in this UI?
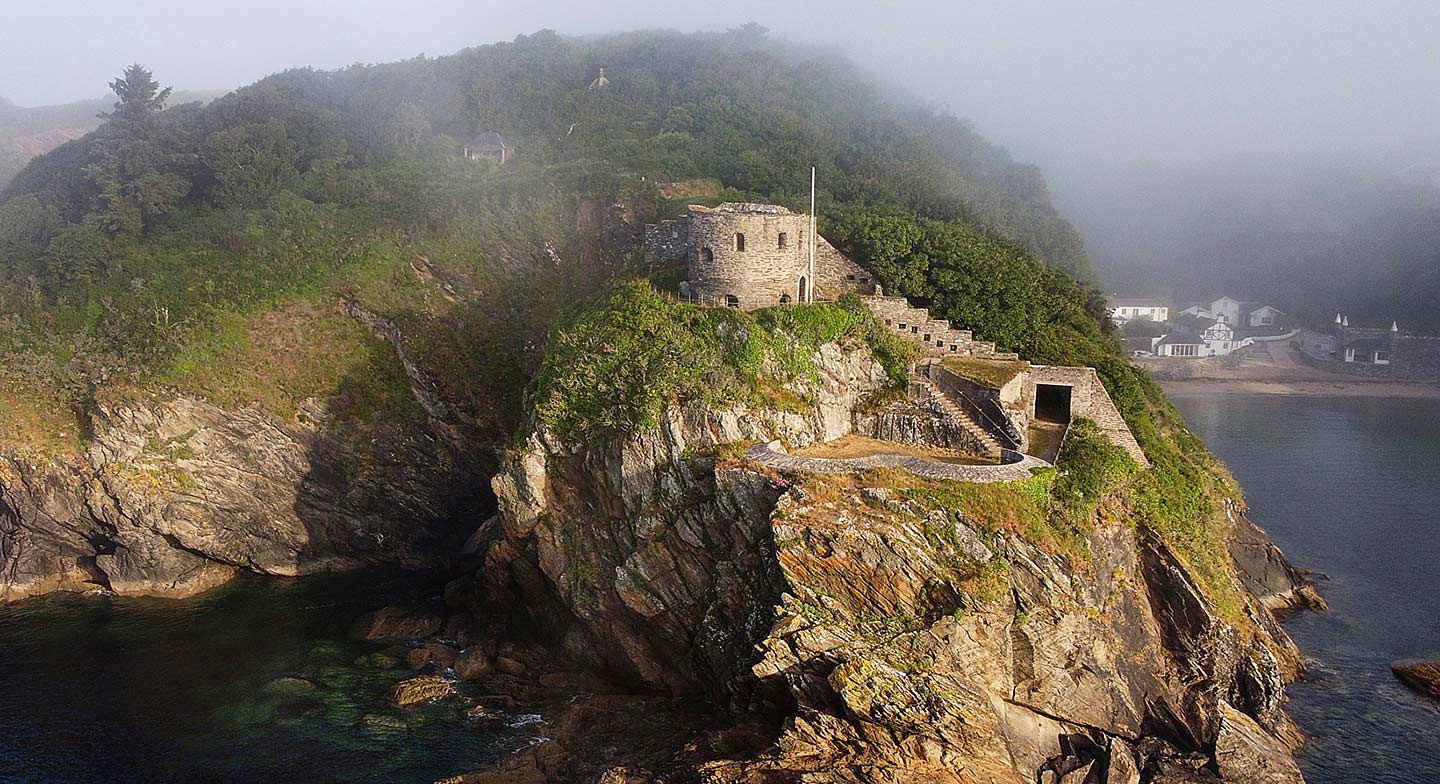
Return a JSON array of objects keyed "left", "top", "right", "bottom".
[{"left": 685, "top": 203, "right": 813, "bottom": 309}]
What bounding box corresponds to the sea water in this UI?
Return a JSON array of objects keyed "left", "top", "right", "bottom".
[
  {"left": 0, "top": 570, "right": 524, "bottom": 783},
  {"left": 1173, "top": 393, "right": 1440, "bottom": 783}
]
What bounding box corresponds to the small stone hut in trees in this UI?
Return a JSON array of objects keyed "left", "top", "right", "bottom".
[
  {"left": 463, "top": 131, "right": 513, "bottom": 164},
  {"left": 646, "top": 202, "right": 877, "bottom": 310}
]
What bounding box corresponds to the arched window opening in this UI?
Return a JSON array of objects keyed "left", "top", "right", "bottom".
[
  {"left": 726, "top": 294, "right": 740, "bottom": 308},
  {"left": 797, "top": 276, "right": 808, "bottom": 303},
  {"left": 700, "top": 247, "right": 713, "bottom": 264},
  {"left": 777, "top": 232, "right": 788, "bottom": 249},
  {"left": 735, "top": 233, "right": 746, "bottom": 251}
]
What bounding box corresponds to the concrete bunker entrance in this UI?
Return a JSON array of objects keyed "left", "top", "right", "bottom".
[{"left": 1035, "top": 383, "right": 1072, "bottom": 424}]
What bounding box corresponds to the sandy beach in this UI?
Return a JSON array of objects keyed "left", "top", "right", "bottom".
[
  {"left": 1159, "top": 378, "right": 1440, "bottom": 398},
  {"left": 1139, "top": 342, "right": 1440, "bottom": 398}
]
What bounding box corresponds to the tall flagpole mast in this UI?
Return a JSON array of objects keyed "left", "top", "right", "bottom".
[{"left": 809, "top": 166, "right": 816, "bottom": 303}]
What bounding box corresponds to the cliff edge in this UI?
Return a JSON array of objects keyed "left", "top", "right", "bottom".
[{"left": 469, "top": 329, "right": 1319, "bottom": 783}]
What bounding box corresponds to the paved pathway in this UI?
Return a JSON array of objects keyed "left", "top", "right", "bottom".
[{"left": 745, "top": 441, "right": 1050, "bottom": 483}]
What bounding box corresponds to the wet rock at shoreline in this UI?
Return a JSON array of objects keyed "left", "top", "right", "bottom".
[
  {"left": 407, "top": 643, "right": 459, "bottom": 671},
  {"left": 386, "top": 675, "right": 455, "bottom": 707},
  {"left": 454, "top": 648, "right": 494, "bottom": 681},
  {"left": 1391, "top": 658, "right": 1440, "bottom": 700},
  {"left": 262, "top": 677, "right": 317, "bottom": 696},
  {"left": 355, "top": 606, "right": 443, "bottom": 640},
  {"left": 354, "top": 651, "right": 403, "bottom": 670}
]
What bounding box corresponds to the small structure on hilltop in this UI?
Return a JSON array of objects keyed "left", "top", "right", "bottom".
[
  {"left": 463, "top": 131, "right": 513, "bottom": 164},
  {"left": 588, "top": 68, "right": 610, "bottom": 90},
  {"left": 645, "top": 202, "right": 877, "bottom": 309}
]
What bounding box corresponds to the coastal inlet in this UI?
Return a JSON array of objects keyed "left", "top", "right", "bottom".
[{"left": 0, "top": 570, "right": 539, "bottom": 784}]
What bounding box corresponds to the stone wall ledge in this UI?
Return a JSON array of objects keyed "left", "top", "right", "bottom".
[{"left": 744, "top": 441, "right": 1050, "bottom": 483}]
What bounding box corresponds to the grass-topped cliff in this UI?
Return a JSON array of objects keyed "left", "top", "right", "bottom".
[{"left": 0, "top": 27, "right": 1246, "bottom": 615}]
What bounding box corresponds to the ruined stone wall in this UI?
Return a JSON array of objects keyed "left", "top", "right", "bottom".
[
  {"left": 1027, "top": 365, "right": 1148, "bottom": 466},
  {"left": 643, "top": 218, "right": 690, "bottom": 268},
  {"left": 928, "top": 364, "right": 1027, "bottom": 449},
  {"left": 853, "top": 401, "right": 988, "bottom": 454},
  {"left": 813, "top": 237, "right": 877, "bottom": 298}
]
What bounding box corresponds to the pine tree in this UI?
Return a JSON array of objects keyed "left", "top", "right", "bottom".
[
  {"left": 86, "top": 65, "right": 190, "bottom": 238},
  {"left": 103, "top": 64, "right": 173, "bottom": 124}
]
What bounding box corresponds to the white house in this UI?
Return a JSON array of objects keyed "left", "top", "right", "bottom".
[
  {"left": 1108, "top": 298, "right": 1170, "bottom": 325},
  {"left": 1246, "top": 304, "right": 1284, "bottom": 328},
  {"left": 1180, "top": 296, "right": 1285, "bottom": 329},
  {"left": 1154, "top": 318, "right": 1253, "bottom": 358}
]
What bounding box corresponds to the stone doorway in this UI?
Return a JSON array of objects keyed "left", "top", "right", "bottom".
[{"left": 1035, "top": 384, "right": 1072, "bottom": 423}]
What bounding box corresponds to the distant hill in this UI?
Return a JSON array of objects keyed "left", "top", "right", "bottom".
[{"left": 0, "top": 91, "right": 221, "bottom": 188}]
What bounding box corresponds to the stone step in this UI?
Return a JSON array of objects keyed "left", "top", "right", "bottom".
[{"left": 911, "top": 370, "right": 1002, "bottom": 456}]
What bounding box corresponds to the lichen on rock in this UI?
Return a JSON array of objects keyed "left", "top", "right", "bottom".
[{"left": 481, "top": 336, "right": 1320, "bottom": 782}]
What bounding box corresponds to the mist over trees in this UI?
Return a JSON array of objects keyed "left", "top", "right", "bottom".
[
  {"left": 0, "top": 27, "right": 1108, "bottom": 409},
  {"left": 1088, "top": 157, "right": 1440, "bottom": 333}
]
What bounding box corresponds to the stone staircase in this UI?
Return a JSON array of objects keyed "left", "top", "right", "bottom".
[
  {"left": 861, "top": 295, "right": 1020, "bottom": 360},
  {"left": 910, "top": 370, "right": 1005, "bottom": 459}
]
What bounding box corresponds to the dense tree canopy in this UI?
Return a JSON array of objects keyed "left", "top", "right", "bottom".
[{"left": 0, "top": 28, "right": 1108, "bottom": 426}]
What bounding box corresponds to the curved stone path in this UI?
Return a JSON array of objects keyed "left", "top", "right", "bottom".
[{"left": 745, "top": 441, "right": 1051, "bottom": 483}]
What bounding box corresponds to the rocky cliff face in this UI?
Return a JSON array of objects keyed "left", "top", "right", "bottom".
[
  {"left": 482, "top": 342, "right": 1319, "bottom": 783},
  {"left": 0, "top": 391, "right": 490, "bottom": 600}
]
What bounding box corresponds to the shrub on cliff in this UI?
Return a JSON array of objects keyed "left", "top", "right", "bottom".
[{"left": 532, "top": 282, "right": 915, "bottom": 446}]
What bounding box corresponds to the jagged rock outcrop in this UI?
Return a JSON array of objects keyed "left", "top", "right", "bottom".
[
  {"left": 486, "top": 342, "right": 889, "bottom": 695},
  {"left": 1391, "top": 659, "right": 1440, "bottom": 701},
  {"left": 482, "top": 341, "right": 1318, "bottom": 782},
  {"left": 0, "top": 391, "right": 489, "bottom": 600}
]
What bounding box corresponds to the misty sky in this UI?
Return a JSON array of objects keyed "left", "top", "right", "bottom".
[{"left": 6, "top": 0, "right": 1439, "bottom": 286}]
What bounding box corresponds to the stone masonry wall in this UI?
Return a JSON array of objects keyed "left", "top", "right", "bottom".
[
  {"left": 643, "top": 218, "right": 691, "bottom": 267},
  {"left": 1027, "top": 365, "right": 1148, "bottom": 466},
  {"left": 687, "top": 204, "right": 811, "bottom": 308},
  {"left": 813, "top": 237, "right": 876, "bottom": 299},
  {"left": 643, "top": 204, "right": 876, "bottom": 309},
  {"left": 861, "top": 295, "right": 1021, "bottom": 360},
  {"left": 1388, "top": 335, "right": 1440, "bottom": 380},
  {"left": 853, "top": 400, "right": 989, "bottom": 454}
]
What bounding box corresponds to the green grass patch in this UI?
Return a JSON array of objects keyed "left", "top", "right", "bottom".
[
  {"left": 1051, "top": 418, "right": 1139, "bottom": 525},
  {"left": 160, "top": 299, "right": 421, "bottom": 424},
  {"left": 941, "top": 356, "right": 1029, "bottom": 388},
  {"left": 532, "top": 283, "right": 916, "bottom": 446}
]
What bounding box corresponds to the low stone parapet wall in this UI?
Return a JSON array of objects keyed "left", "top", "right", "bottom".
[
  {"left": 745, "top": 441, "right": 1049, "bottom": 483},
  {"left": 853, "top": 403, "right": 988, "bottom": 454}
]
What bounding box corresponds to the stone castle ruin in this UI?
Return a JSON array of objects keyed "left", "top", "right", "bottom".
[
  {"left": 645, "top": 201, "right": 1148, "bottom": 471},
  {"left": 645, "top": 203, "right": 877, "bottom": 308}
]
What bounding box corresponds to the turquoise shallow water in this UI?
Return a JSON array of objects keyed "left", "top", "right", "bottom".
[
  {"left": 0, "top": 570, "right": 523, "bottom": 784},
  {"left": 1173, "top": 393, "right": 1440, "bottom": 784}
]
